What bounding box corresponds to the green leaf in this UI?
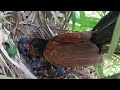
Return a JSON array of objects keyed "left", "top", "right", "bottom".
[
  {"left": 93, "top": 64, "right": 105, "bottom": 78},
  {"left": 70, "top": 12, "right": 100, "bottom": 32},
  {"left": 106, "top": 14, "right": 120, "bottom": 59},
  {"left": 104, "top": 66, "right": 113, "bottom": 76},
  {"left": 86, "top": 17, "right": 100, "bottom": 24},
  {"left": 69, "top": 25, "right": 82, "bottom": 31},
  {"left": 76, "top": 17, "right": 100, "bottom": 28},
  {"left": 0, "top": 16, "right": 8, "bottom": 25},
  {"left": 80, "top": 11, "right": 86, "bottom": 27},
  {"left": 71, "top": 11, "right": 76, "bottom": 31},
  {"left": 80, "top": 27, "right": 87, "bottom": 32},
  {"left": 5, "top": 37, "right": 17, "bottom": 57}
]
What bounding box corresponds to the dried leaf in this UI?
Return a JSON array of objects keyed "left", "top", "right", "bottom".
[
  {"left": 0, "top": 45, "right": 37, "bottom": 79},
  {"left": 19, "top": 11, "right": 35, "bottom": 24},
  {"left": 55, "top": 11, "right": 64, "bottom": 17},
  {"left": 51, "top": 11, "right": 61, "bottom": 26}
]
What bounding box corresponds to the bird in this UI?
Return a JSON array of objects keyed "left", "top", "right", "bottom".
[
  {"left": 28, "top": 31, "right": 102, "bottom": 68},
  {"left": 17, "top": 37, "right": 30, "bottom": 56},
  {"left": 27, "top": 11, "right": 120, "bottom": 68},
  {"left": 18, "top": 37, "right": 46, "bottom": 75},
  {"left": 43, "top": 31, "right": 103, "bottom": 68}
]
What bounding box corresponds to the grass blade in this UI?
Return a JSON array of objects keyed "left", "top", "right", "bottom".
[
  {"left": 93, "top": 64, "right": 105, "bottom": 78},
  {"left": 79, "top": 11, "right": 86, "bottom": 31},
  {"left": 80, "top": 11, "right": 86, "bottom": 27},
  {"left": 106, "top": 14, "right": 120, "bottom": 59},
  {"left": 71, "top": 11, "right": 76, "bottom": 31}
]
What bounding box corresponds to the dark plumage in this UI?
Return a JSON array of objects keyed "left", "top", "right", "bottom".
[
  {"left": 55, "top": 67, "right": 65, "bottom": 76},
  {"left": 18, "top": 37, "right": 46, "bottom": 75},
  {"left": 90, "top": 11, "right": 120, "bottom": 46},
  {"left": 29, "top": 38, "right": 48, "bottom": 56},
  {"left": 18, "top": 37, "right": 30, "bottom": 56}
]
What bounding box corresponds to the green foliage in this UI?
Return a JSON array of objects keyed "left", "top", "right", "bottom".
[
  {"left": 71, "top": 11, "right": 76, "bottom": 31},
  {"left": 102, "top": 54, "right": 120, "bottom": 77},
  {"left": 106, "top": 14, "right": 120, "bottom": 59},
  {"left": 69, "top": 11, "right": 101, "bottom": 32},
  {"left": 93, "top": 64, "right": 105, "bottom": 78},
  {"left": 0, "top": 16, "right": 9, "bottom": 25},
  {"left": 77, "top": 11, "right": 86, "bottom": 31},
  {"left": 5, "top": 37, "right": 17, "bottom": 57}
]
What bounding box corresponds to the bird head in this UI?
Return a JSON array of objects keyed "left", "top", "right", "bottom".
[{"left": 29, "top": 38, "right": 48, "bottom": 57}]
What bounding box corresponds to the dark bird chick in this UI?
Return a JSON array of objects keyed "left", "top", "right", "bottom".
[
  {"left": 29, "top": 38, "right": 65, "bottom": 77},
  {"left": 18, "top": 37, "right": 65, "bottom": 77},
  {"left": 18, "top": 37, "right": 30, "bottom": 56},
  {"left": 18, "top": 37, "right": 46, "bottom": 75}
]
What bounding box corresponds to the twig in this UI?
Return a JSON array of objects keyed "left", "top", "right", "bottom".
[
  {"left": 64, "top": 12, "right": 72, "bottom": 30},
  {"left": 60, "top": 11, "right": 71, "bottom": 30},
  {"left": 12, "top": 12, "right": 20, "bottom": 39},
  {"left": 51, "top": 11, "right": 61, "bottom": 26}
]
